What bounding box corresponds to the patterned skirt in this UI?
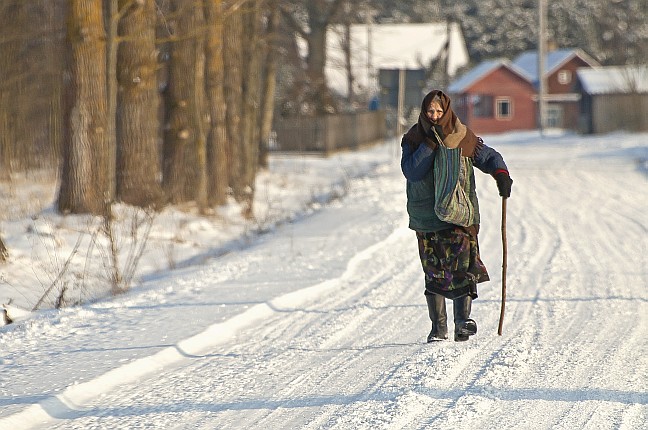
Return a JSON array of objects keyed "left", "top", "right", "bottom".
[{"left": 416, "top": 227, "right": 490, "bottom": 299}]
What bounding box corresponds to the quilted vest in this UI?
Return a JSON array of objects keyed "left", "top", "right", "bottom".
[{"left": 406, "top": 155, "right": 480, "bottom": 232}]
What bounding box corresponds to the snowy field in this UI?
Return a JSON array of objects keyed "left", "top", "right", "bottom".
[{"left": 0, "top": 131, "right": 647, "bottom": 429}]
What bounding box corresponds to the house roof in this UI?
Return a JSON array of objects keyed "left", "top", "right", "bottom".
[
  {"left": 317, "top": 22, "right": 469, "bottom": 96},
  {"left": 512, "top": 49, "right": 600, "bottom": 84},
  {"left": 577, "top": 65, "right": 648, "bottom": 95},
  {"left": 447, "top": 59, "right": 531, "bottom": 93}
]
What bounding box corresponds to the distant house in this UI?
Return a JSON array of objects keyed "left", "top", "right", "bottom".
[
  {"left": 512, "top": 49, "right": 599, "bottom": 129},
  {"left": 576, "top": 65, "right": 648, "bottom": 134},
  {"left": 323, "top": 22, "right": 469, "bottom": 98},
  {"left": 447, "top": 59, "right": 536, "bottom": 134},
  {"left": 448, "top": 49, "right": 599, "bottom": 134}
]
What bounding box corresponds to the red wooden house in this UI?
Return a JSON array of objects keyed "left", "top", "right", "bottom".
[
  {"left": 512, "top": 49, "right": 599, "bottom": 130},
  {"left": 448, "top": 60, "right": 535, "bottom": 134},
  {"left": 448, "top": 49, "right": 599, "bottom": 134}
]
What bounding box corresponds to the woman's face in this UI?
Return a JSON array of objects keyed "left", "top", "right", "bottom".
[{"left": 426, "top": 101, "right": 444, "bottom": 123}]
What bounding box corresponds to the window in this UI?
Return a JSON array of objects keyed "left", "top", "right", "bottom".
[
  {"left": 471, "top": 94, "right": 493, "bottom": 118},
  {"left": 496, "top": 98, "right": 512, "bottom": 119},
  {"left": 558, "top": 70, "right": 572, "bottom": 85},
  {"left": 546, "top": 105, "right": 563, "bottom": 128},
  {"left": 453, "top": 95, "right": 469, "bottom": 120}
]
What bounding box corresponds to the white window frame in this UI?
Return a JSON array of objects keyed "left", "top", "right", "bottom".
[
  {"left": 558, "top": 70, "right": 572, "bottom": 85},
  {"left": 495, "top": 97, "right": 512, "bottom": 120}
]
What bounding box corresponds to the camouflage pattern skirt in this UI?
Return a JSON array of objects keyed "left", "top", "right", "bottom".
[{"left": 416, "top": 227, "right": 489, "bottom": 299}]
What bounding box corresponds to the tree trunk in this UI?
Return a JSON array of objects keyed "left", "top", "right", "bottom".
[
  {"left": 0, "top": 0, "right": 66, "bottom": 173},
  {"left": 204, "top": 0, "right": 229, "bottom": 206},
  {"left": 162, "top": 0, "right": 207, "bottom": 206},
  {"left": 192, "top": 2, "right": 209, "bottom": 212},
  {"left": 0, "top": 235, "right": 8, "bottom": 263},
  {"left": 116, "top": 0, "right": 164, "bottom": 208},
  {"left": 58, "top": 0, "right": 111, "bottom": 215},
  {"left": 107, "top": 0, "right": 118, "bottom": 201},
  {"left": 258, "top": 0, "right": 279, "bottom": 169},
  {"left": 280, "top": 0, "right": 344, "bottom": 114},
  {"left": 304, "top": 2, "right": 327, "bottom": 76},
  {"left": 304, "top": 10, "right": 332, "bottom": 113},
  {"left": 239, "top": 0, "right": 263, "bottom": 217},
  {"left": 223, "top": 1, "right": 244, "bottom": 201},
  {"left": 342, "top": 21, "right": 353, "bottom": 105}
]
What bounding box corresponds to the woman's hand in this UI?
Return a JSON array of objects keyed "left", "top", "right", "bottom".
[{"left": 494, "top": 171, "right": 513, "bottom": 198}]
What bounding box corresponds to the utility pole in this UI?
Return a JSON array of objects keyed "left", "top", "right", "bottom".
[
  {"left": 397, "top": 68, "right": 405, "bottom": 138},
  {"left": 538, "top": 0, "right": 547, "bottom": 136},
  {"left": 366, "top": 5, "right": 375, "bottom": 93}
]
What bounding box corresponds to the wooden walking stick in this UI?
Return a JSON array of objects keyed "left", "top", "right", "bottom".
[{"left": 498, "top": 197, "right": 508, "bottom": 335}]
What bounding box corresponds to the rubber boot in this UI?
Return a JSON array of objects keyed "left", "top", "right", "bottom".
[
  {"left": 425, "top": 293, "right": 448, "bottom": 342},
  {"left": 453, "top": 295, "right": 477, "bottom": 342}
]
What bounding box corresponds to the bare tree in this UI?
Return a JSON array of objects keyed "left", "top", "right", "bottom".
[
  {"left": 0, "top": 1, "right": 66, "bottom": 174},
  {"left": 239, "top": 0, "right": 264, "bottom": 217},
  {"left": 1, "top": 0, "right": 277, "bottom": 220},
  {"left": 258, "top": 0, "right": 280, "bottom": 168},
  {"left": 219, "top": 0, "right": 269, "bottom": 216},
  {"left": 223, "top": 0, "right": 245, "bottom": 202},
  {"left": 280, "top": 0, "right": 345, "bottom": 114},
  {"left": 204, "top": 0, "right": 230, "bottom": 206},
  {"left": 162, "top": 0, "right": 208, "bottom": 208},
  {"left": 58, "top": 0, "right": 112, "bottom": 215},
  {"left": 116, "top": 0, "right": 164, "bottom": 207}
]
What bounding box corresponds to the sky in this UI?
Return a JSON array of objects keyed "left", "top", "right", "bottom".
[{"left": 0, "top": 131, "right": 647, "bottom": 429}]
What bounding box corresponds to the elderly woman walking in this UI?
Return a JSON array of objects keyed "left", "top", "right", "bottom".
[{"left": 401, "top": 90, "right": 512, "bottom": 342}]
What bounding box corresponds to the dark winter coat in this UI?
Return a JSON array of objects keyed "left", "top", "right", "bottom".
[
  {"left": 401, "top": 138, "right": 508, "bottom": 232},
  {"left": 400, "top": 90, "right": 508, "bottom": 233}
]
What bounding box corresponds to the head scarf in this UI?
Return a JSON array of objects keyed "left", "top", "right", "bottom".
[{"left": 404, "top": 90, "right": 480, "bottom": 157}]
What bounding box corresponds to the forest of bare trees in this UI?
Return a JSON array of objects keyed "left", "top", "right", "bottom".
[
  {"left": 1, "top": 0, "right": 282, "bottom": 219},
  {"left": 1, "top": 0, "right": 645, "bottom": 221}
]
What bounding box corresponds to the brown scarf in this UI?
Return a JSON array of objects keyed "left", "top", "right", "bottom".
[{"left": 404, "top": 90, "right": 480, "bottom": 157}]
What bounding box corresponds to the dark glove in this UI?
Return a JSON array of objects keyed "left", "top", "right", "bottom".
[{"left": 494, "top": 171, "right": 513, "bottom": 198}]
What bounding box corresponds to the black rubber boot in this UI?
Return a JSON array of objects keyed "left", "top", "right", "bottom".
[
  {"left": 425, "top": 293, "right": 448, "bottom": 342},
  {"left": 453, "top": 295, "right": 477, "bottom": 342}
]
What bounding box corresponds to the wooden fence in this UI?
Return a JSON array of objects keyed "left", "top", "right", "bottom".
[{"left": 271, "top": 110, "right": 386, "bottom": 153}]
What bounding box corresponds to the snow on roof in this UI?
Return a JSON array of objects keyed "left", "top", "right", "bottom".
[
  {"left": 512, "top": 49, "right": 599, "bottom": 83},
  {"left": 447, "top": 59, "right": 531, "bottom": 93},
  {"left": 577, "top": 65, "right": 648, "bottom": 95},
  {"left": 318, "top": 22, "right": 469, "bottom": 96}
]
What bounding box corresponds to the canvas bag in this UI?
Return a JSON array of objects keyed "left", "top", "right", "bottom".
[{"left": 432, "top": 130, "right": 474, "bottom": 227}]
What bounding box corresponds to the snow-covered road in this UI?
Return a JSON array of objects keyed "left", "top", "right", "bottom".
[{"left": 1, "top": 133, "right": 647, "bottom": 429}]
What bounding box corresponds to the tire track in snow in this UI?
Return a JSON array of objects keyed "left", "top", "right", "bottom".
[
  {"left": 40, "top": 216, "right": 427, "bottom": 429},
  {"left": 31, "top": 140, "right": 648, "bottom": 429},
  {"left": 535, "top": 170, "right": 647, "bottom": 429},
  {"left": 318, "top": 168, "right": 564, "bottom": 428},
  {"left": 233, "top": 227, "right": 440, "bottom": 428},
  {"left": 221, "top": 161, "right": 637, "bottom": 429},
  {"left": 217, "top": 228, "right": 424, "bottom": 429},
  {"left": 414, "top": 167, "right": 648, "bottom": 429},
  {"left": 376, "top": 162, "right": 647, "bottom": 429},
  {"left": 1, "top": 165, "right": 409, "bottom": 430}
]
